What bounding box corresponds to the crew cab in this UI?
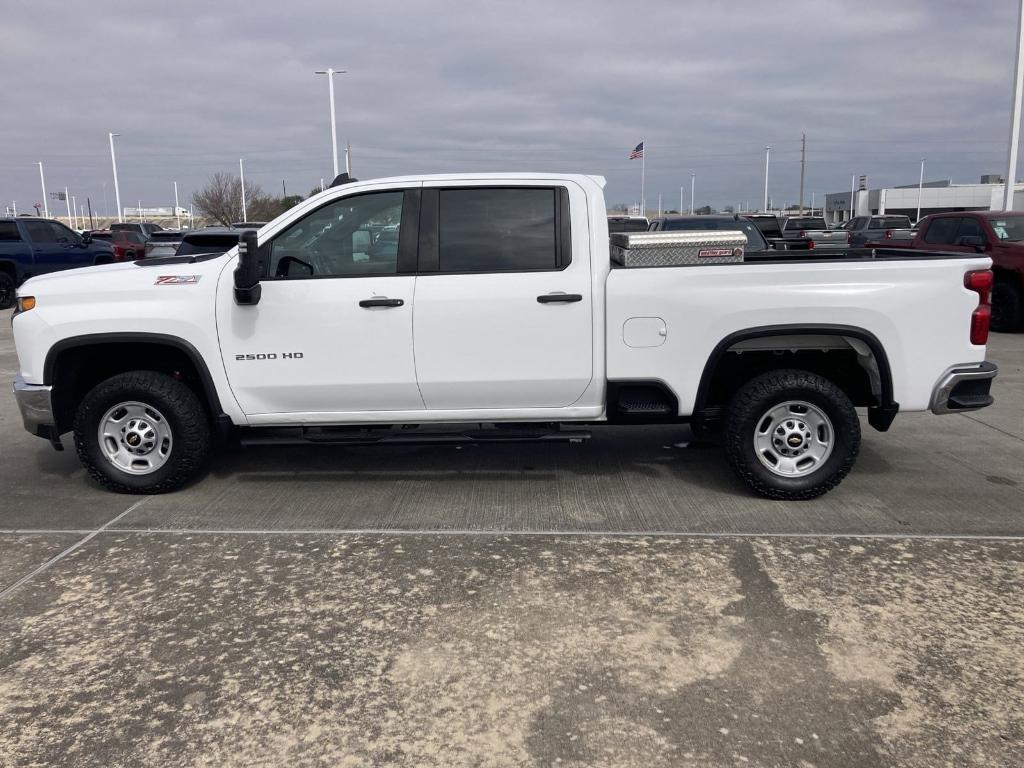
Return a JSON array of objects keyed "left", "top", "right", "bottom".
[
  {"left": 780, "top": 216, "right": 849, "bottom": 250},
  {"left": 0, "top": 217, "right": 115, "bottom": 309},
  {"left": 841, "top": 215, "right": 915, "bottom": 248},
  {"left": 11, "top": 173, "right": 998, "bottom": 500},
  {"left": 911, "top": 211, "right": 1024, "bottom": 331}
]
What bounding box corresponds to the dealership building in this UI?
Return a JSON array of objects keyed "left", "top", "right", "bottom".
[{"left": 823, "top": 175, "right": 1024, "bottom": 225}]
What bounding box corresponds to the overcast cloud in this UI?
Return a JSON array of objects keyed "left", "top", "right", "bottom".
[{"left": 1, "top": 0, "right": 1019, "bottom": 214}]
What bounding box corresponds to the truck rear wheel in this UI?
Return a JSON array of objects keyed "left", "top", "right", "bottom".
[
  {"left": 74, "top": 371, "right": 211, "bottom": 494},
  {"left": 0, "top": 271, "right": 15, "bottom": 310},
  {"left": 723, "top": 369, "right": 860, "bottom": 500}
]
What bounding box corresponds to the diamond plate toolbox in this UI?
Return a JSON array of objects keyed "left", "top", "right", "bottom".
[{"left": 610, "top": 230, "right": 747, "bottom": 267}]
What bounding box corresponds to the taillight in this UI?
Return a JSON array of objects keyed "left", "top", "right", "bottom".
[
  {"left": 799, "top": 229, "right": 808, "bottom": 237},
  {"left": 965, "top": 269, "right": 993, "bottom": 345},
  {"left": 884, "top": 229, "right": 894, "bottom": 239},
  {"left": 846, "top": 232, "right": 852, "bottom": 244},
  {"left": 807, "top": 239, "right": 815, "bottom": 250}
]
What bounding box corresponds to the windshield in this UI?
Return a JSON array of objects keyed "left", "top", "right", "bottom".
[
  {"left": 987, "top": 216, "right": 1024, "bottom": 242},
  {"left": 660, "top": 218, "right": 768, "bottom": 251}
]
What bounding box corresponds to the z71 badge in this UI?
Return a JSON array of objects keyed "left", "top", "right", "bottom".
[{"left": 155, "top": 275, "right": 202, "bottom": 285}]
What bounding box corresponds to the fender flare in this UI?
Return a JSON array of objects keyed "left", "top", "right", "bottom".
[{"left": 43, "top": 332, "right": 224, "bottom": 415}]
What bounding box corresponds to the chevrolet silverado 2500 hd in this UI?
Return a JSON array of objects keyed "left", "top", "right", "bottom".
[{"left": 11, "top": 173, "right": 998, "bottom": 499}]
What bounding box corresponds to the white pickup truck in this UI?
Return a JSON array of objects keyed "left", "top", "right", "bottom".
[{"left": 11, "top": 173, "right": 998, "bottom": 499}]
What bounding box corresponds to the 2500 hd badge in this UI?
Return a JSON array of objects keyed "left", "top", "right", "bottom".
[{"left": 235, "top": 352, "right": 305, "bottom": 361}]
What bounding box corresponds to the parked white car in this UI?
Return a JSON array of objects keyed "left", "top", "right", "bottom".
[{"left": 12, "top": 173, "right": 997, "bottom": 499}]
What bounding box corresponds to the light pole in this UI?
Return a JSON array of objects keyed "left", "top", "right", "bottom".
[
  {"left": 1005, "top": 0, "right": 1024, "bottom": 210},
  {"left": 690, "top": 171, "right": 696, "bottom": 215},
  {"left": 239, "top": 158, "right": 247, "bottom": 222},
  {"left": 916, "top": 159, "right": 925, "bottom": 222},
  {"left": 679, "top": 186, "right": 684, "bottom": 214},
  {"left": 37, "top": 162, "right": 49, "bottom": 217},
  {"left": 64, "top": 187, "right": 71, "bottom": 227},
  {"left": 174, "top": 181, "right": 181, "bottom": 229},
  {"left": 72, "top": 196, "right": 78, "bottom": 229},
  {"left": 850, "top": 174, "right": 856, "bottom": 220},
  {"left": 763, "top": 145, "right": 771, "bottom": 212},
  {"left": 109, "top": 132, "right": 123, "bottom": 223},
  {"left": 314, "top": 68, "right": 347, "bottom": 177}
]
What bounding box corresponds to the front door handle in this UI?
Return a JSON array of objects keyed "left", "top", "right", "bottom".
[
  {"left": 537, "top": 293, "right": 583, "bottom": 304},
  {"left": 359, "top": 297, "right": 404, "bottom": 308}
]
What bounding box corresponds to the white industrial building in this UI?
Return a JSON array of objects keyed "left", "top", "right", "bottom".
[{"left": 823, "top": 176, "right": 1024, "bottom": 226}]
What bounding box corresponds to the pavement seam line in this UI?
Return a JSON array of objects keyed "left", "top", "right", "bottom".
[
  {"left": 0, "top": 497, "right": 150, "bottom": 602},
  {"left": 959, "top": 411, "right": 1024, "bottom": 444},
  {"left": 30, "top": 527, "right": 1024, "bottom": 541}
]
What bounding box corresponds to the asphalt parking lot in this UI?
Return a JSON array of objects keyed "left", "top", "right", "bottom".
[{"left": 1, "top": 310, "right": 1023, "bottom": 767}]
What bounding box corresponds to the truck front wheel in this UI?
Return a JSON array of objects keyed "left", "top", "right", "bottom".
[
  {"left": 723, "top": 369, "right": 860, "bottom": 500},
  {"left": 74, "top": 371, "right": 211, "bottom": 494},
  {"left": 0, "top": 271, "right": 15, "bottom": 310}
]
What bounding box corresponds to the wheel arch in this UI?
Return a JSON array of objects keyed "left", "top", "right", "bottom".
[
  {"left": 44, "top": 333, "right": 224, "bottom": 432},
  {"left": 694, "top": 324, "right": 898, "bottom": 432}
]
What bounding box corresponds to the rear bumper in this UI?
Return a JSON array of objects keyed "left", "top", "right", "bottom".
[
  {"left": 930, "top": 362, "right": 998, "bottom": 415},
  {"left": 12, "top": 374, "right": 57, "bottom": 438}
]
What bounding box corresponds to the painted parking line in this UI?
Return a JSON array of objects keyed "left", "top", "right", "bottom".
[{"left": 0, "top": 497, "right": 150, "bottom": 601}]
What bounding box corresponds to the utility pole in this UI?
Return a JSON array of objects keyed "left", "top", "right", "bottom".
[
  {"left": 1005, "top": 0, "right": 1024, "bottom": 210},
  {"left": 690, "top": 171, "right": 696, "bottom": 215},
  {"left": 239, "top": 158, "right": 247, "bottom": 222},
  {"left": 798, "top": 133, "right": 806, "bottom": 215},
  {"left": 109, "top": 133, "right": 123, "bottom": 222},
  {"left": 850, "top": 174, "right": 856, "bottom": 219},
  {"left": 174, "top": 181, "right": 181, "bottom": 229},
  {"left": 87, "top": 197, "right": 94, "bottom": 229},
  {"left": 37, "top": 162, "right": 49, "bottom": 217},
  {"left": 763, "top": 145, "right": 771, "bottom": 213},
  {"left": 314, "top": 68, "right": 347, "bottom": 177},
  {"left": 916, "top": 159, "right": 925, "bottom": 222}
]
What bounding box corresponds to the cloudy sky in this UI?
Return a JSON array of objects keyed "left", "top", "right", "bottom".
[{"left": 1, "top": 0, "right": 1019, "bottom": 216}]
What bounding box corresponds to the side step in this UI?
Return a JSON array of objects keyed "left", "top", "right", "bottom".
[{"left": 239, "top": 425, "right": 591, "bottom": 447}]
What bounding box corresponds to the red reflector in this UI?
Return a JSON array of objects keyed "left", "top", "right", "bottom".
[
  {"left": 971, "top": 305, "right": 991, "bottom": 345},
  {"left": 799, "top": 230, "right": 807, "bottom": 237}
]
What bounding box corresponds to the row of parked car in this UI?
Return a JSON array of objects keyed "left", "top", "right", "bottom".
[
  {"left": 608, "top": 210, "right": 1024, "bottom": 332},
  {"left": 0, "top": 216, "right": 264, "bottom": 309}
]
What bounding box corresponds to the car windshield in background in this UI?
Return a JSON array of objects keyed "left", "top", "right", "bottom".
[
  {"left": 660, "top": 218, "right": 768, "bottom": 250},
  {"left": 785, "top": 218, "right": 828, "bottom": 230},
  {"left": 987, "top": 216, "right": 1024, "bottom": 242},
  {"left": 176, "top": 235, "right": 240, "bottom": 256},
  {"left": 608, "top": 218, "right": 648, "bottom": 233}
]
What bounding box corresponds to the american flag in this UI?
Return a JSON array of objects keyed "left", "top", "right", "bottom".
[{"left": 629, "top": 141, "right": 644, "bottom": 159}]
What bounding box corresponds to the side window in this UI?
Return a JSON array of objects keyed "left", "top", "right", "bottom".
[
  {"left": 269, "top": 190, "right": 404, "bottom": 278},
  {"left": 24, "top": 221, "right": 58, "bottom": 243},
  {"left": 957, "top": 218, "right": 983, "bottom": 240},
  {"left": 50, "top": 222, "right": 78, "bottom": 243},
  {"left": 0, "top": 222, "right": 21, "bottom": 241},
  {"left": 923, "top": 218, "right": 960, "bottom": 245},
  {"left": 437, "top": 187, "right": 559, "bottom": 273}
]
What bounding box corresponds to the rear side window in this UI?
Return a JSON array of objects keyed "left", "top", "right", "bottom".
[
  {"left": 0, "top": 222, "right": 21, "bottom": 241},
  {"left": 438, "top": 188, "right": 559, "bottom": 272},
  {"left": 923, "top": 218, "right": 960, "bottom": 245}
]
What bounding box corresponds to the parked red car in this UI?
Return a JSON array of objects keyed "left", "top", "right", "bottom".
[
  {"left": 89, "top": 229, "right": 148, "bottom": 261},
  {"left": 912, "top": 211, "right": 1024, "bottom": 331}
]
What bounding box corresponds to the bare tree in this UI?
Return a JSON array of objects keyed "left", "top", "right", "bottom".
[{"left": 193, "top": 172, "right": 285, "bottom": 225}]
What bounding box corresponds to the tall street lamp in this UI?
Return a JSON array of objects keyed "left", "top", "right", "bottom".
[
  {"left": 1005, "top": 0, "right": 1024, "bottom": 210},
  {"left": 109, "top": 132, "right": 123, "bottom": 223},
  {"left": 239, "top": 158, "right": 247, "bottom": 221},
  {"left": 37, "top": 162, "right": 49, "bottom": 217},
  {"left": 314, "top": 68, "right": 347, "bottom": 177},
  {"left": 763, "top": 146, "right": 771, "bottom": 212},
  {"left": 690, "top": 171, "right": 696, "bottom": 215},
  {"left": 916, "top": 159, "right": 925, "bottom": 222}
]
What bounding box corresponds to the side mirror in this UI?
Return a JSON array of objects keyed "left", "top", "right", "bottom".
[
  {"left": 81, "top": 232, "right": 93, "bottom": 245},
  {"left": 234, "top": 231, "right": 268, "bottom": 305}
]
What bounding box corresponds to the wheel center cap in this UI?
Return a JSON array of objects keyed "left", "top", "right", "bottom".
[
  {"left": 787, "top": 434, "right": 803, "bottom": 448},
  {"left": 126, "top": 433, "right": 141, "bottom": 447}
]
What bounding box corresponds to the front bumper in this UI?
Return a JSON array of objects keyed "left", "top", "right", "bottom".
[
  {"left": 13, "top": 374, "right": 57, "bottom": 439},
  {"left": 930, "top": 362, "right": 998, "bottom": 415}
]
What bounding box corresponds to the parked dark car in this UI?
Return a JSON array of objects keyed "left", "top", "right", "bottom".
[
  {"left": 744, "top": 214, "right": 784, "bottom": 240},
  {"left": 911, "top": 211, "right": 1024, "bottom": 331},
  {"left": 110, "top": 222, "right": 164, "bottom": 237},
  {"left": 0, "top": 217, "right": 115, "bottom": 309},
  {"left": 607, "top": 215, "right": 649, "bottom": 233},
  {"left": 173, "top": 228, "right": 255, "bottom": 258},
  {"left": 647, "top": 214, "right": 773, "bottom": 257}
]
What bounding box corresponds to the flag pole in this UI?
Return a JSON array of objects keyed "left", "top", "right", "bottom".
[{"left": 641, "top": 139, "right": 646, "bottom": 216}]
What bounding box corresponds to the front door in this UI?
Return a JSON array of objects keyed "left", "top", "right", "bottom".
[
  {"left": 23, "top": 220, "right": 93, "bottom": 274},
  {"left": 218, "top": 187, "right": 424, "bottom": 417},
  {"left": 412, "top": 184, "right": 594, "bottom": 410}
]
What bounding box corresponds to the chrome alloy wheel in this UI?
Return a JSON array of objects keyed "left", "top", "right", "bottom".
[
  {"left": 97, "top": 401, "right": 173, "bottom": 475},
  {"left": 753, "top": 400, "right": 834, "bottom": 478}
]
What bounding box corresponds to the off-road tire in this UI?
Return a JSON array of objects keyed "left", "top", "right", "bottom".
[
  {"left": 991, "top": 281, "right": 1023, "bottom": 333},
  {"left": 723, "top": 369, "right": 860, "bottom": 500},
  {"left": 0, "top": 270, "right": 16, "bottom": 310},
  {"left": 74, "top": 371, "right": 211, "bottom": 494}
]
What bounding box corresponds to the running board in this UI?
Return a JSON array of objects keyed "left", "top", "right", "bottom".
[{"left": 239, "top": 426, "right": 592, "bottom": 447}]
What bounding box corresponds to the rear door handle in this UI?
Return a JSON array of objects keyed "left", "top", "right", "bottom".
[
  {"left": 537, "top": 293, "right": 583, "bottom": 304},
  {"left": 359, "top": 297, "right": 404, "bottom": 308}
]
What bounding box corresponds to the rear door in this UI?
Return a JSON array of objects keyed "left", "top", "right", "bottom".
[{"left": 412, "top": 183, "right": 593, "bottom": 410}]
